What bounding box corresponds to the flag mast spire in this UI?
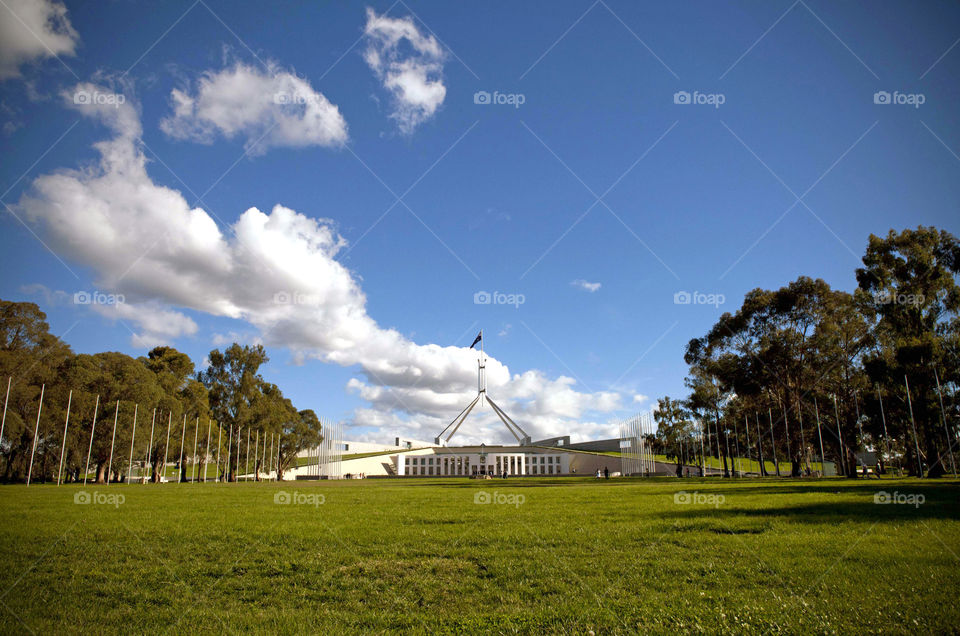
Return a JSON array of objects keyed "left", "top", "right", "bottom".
[{"left": 435, "top": 329, "right": 530, "bottom": 446}]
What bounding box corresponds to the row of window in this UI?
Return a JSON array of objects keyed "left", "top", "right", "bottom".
[{"left": 405, "top": 455, "right": 563, "bottom": 475}]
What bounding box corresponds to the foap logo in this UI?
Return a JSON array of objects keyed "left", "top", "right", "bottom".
[
  {"left": 273, "top": 92, "right": 323, "bottom": 106},
  {"left": 874, "top": 491, "right": 924, "bottom": 508},
  {"left": 674, "top": 90, "right": 725, "bottom": 108},
  {"left": 74, "top": 290, "right": 125, "bottom": 306},
  {"left": 74, "top": 490, "right": 125, "bottom": 508},
  {"left": 673, "top": 291, "right": 725, "bottom": 308},
  {"left": 273, "top": 291, "right": 321, "bottom": 306},
  {"left": 873, "top": 91, "right": 925, "bottom": 108},
  {"left": 73, "top": 90, "right": 126, "bottom": 108},
  {"left": 474, "top": 291, "right": 526, "bottom": 308},
  {"left": 674, "top": 490, "right": 724, "bottom": 508},
  {"left": 274, "top": 490, "right": 325, "bottom": 507},
  {"left": 473, "top": 90, "right": 526, "bottom": 108},
  {"left": 874, "top": 290, "right": 925, "bottom": 307},
  {"left": 474, "top": 490, "right": 525, "bottom": 508}
]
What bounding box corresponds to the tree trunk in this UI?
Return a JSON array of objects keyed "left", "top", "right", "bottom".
[{"left": 95, "top": 462, "right": 107, "bottom": 484}]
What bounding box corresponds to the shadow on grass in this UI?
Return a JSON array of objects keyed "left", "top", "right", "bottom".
[{"left": 660, "top": 498, "right": 960, "bottom": 524}]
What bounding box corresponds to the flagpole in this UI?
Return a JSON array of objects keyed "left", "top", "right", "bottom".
[
  {"left": 127, "top": 404, "right": 138, "bottom": 484},
  {"left": 146, "top": 409, "right": 156, "bottom": 483},
  {"left": 162, "top": 412, "right": 171, "bottom": 483},
  {"left": 58, "top": 390, "right": 72, "bottom": 486},
  {"left": 0, "top": 377, "right": 10, "bottom": 450},
  {"left": 204, "top": 419, "right": 211, "bottom": 483},
  {"left": 876, "top": 385, "right": 891, "bottom": 474},
  {"left": 933, "top": 368, "right": 957, "bottom": 478},
  {"left": 904, "top": 375, "right": 923, "bottom": 477},
  {"left": 107, "top": 400, "right": 119, "bottom": 483},
  {"left": 192, "top": 417, "right": 199, "bottom": 483},
  {"left": 814, "top": 397, "right": 826, "bottom": 477},
  {"left": 178, "top": 414, "right": 186, "bottom": 483},
  {"left": 26, "top": 384, "right": 44, "bottom": 486},
  {"left": 84, "top": 395, "right": 99, "bottom": 485}
]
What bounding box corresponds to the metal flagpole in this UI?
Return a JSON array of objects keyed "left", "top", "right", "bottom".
[
  {"left": 261, "top": 431, "right": 266, "bottom": 479},
  {"left": 226, "top": 425, "right": 233, "bottom": 482},
  {"left": 26, "top": 384, "right": 45, "bottom": 486},
  {"left": 84, "top": 395, "right": 99, "bottom": 485},
  {"left": 145, "top": 409, "right": 156, "bottom": 483},
  {"left": 254, "top": 430, "right": 259, "bottom": 481},
  {"left": 876, "top": 386, "right": 891, "bottom": 473},
  {"left": 781, "top": 396, "right": 792, "bottom": 473},
  {"left": 162, "top": 411, "right": 172, "bottom": 483},
  {"left": 178, "top": 414, "right": 187, "bottom": 483},
  {"left": 107, "top": 400, "right": 119, "bottom": 483},
  {"left": 933, "top": 368, "right": 957, "bottom": 478},
  {"left": 755, "top": 413, "right": 764, "bottom": 476},
  {"left": 215, "top": 422, "right": 222, "bottom": 482},
  {"left": 245, "top": 427, "right": 251, "bottom": 481},
  {"left": 904, "top": 375, "right": 923, "bottom": 477},
  {"left": 744, "top": 415, "right": 751, "bottom": 475},
  {"left": 796, "top": 399, "right": 808, "bottom": 475},
  {"left": 204, "top": 420, "right": 211, "bottom": 483},
  {"left": 832, "top": 395, "right": 845, "bottom": 476},
  {"left": 854, "top": 391, "right": 864, "bottom": 449},
  {"left": 192, "top": 417, "right": 199, "bottom": 483},
  {"left": 127, "top": 404, "right": 138, "bottom": 484},
  {"left": 270, "top": 433, "right": 274, "bottom": 480},
  {"left": 733, "top": 417, "right": 741, "bottom": 477},
  {"left": 57, "top": 390, "right": 72, "bottom": 485},
  {"left": 768, "top": 408, "right": 779, "bottom": 477},
  {"left": 700, "top": 420, "right": 706, "bottom": 476},
  {"left": 236, "top": 426, "right": 241, "bottom": 480},
  {"left": 0, "top": 377, "right": 10, "bottom": 449},
  {"left": 813, "top": 397, "right": 826, "bottom": 477}
]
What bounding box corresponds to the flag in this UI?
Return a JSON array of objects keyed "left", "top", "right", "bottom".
[{"left": 469, "top": 331, "right": 482, "bottom": 349}]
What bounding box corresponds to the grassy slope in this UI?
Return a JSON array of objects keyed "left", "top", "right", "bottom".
[{"left": 0, "top": 478, "right": 957, "bottom": 633}]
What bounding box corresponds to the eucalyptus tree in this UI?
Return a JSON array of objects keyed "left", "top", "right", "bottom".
[
  {"left": 654, "top": 396, "right": 696, "bottom": 477},
  {"left": 199, "top": 344, "right": 270, "bottom": 481},
  {"left": 0, "top": 300, "right": 72, "bottom": 481},
  {"left": 856, "top": 226, "right": 960, "bottom": 477}
]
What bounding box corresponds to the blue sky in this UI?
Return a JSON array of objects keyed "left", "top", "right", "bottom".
[{"left": 1, "top": 0, "right": 958, "bottom": 444}]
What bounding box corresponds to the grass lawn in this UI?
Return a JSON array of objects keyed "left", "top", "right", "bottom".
[{"left": 1, "top": 477, "right": 957, "bottom": 633}]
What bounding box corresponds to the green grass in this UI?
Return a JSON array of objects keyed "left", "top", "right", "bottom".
[{"left": 1, "top": 478, "right": 957, "bottom": 633}]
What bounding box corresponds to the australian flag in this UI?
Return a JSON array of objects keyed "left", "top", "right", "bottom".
[{"left": 469, "top": 331, "right": 482, "bottom": 349}]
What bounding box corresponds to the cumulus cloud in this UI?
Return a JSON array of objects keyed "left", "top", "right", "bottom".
[
  {"left": 0, "top": 0, "right": 78, "bottom": 80},
  {"left": 160, "top": 62, "right": 347, "bottom": 154},
  {"left": 363, "top": 8, "right": 446, "bottom": 134},
  {"left": 571, "top": 279, "right": 601, "bottom": 293},
  {"left": 91, "top": 301, "right": 198, "bottom": 349},
  {"left": 18, "top": 85, "right": 624, "bottom": 443}
]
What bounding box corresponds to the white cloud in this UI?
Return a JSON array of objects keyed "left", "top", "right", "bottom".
[
  {"left": 160, "top": 62, "right": 347, "bottom": 154},
  {"left": 18, "top": 85, "right": 624, "bottom": 443},
  {"left": 633, "top": 394, "right": 648, "bottom": 404},
  {"left": 91, "top": 301, "right": 198, "bottom": 349},
  {"left": 0, "top": 0, "right": 78, "bottom": 80},
  {"left": 571, "top": 279, "right": 601, "bottom": 293},
  {"left": 363, "top": 8, "right": 446, "bottom": 134}
]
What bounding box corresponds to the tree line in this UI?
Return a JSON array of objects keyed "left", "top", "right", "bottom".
[
  {"left": 654, "top": 226, "right": 959, "bottom": 479},
  {"left": 0, "top": 303, "right": 322, "bottom": 483}
]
